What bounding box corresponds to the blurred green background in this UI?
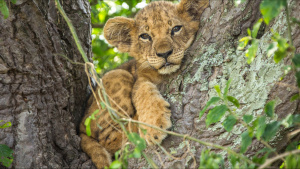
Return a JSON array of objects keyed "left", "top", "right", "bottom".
[{"left": 89, "top": 0, "right": 178, "bottom": 74}]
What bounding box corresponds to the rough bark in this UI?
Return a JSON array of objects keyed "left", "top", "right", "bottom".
[
  {"left": 129, "top": 0, "right": 300, "bottom": 168},
  {"left": 0, "top": 0, "right": 93, "bottom": 168}
]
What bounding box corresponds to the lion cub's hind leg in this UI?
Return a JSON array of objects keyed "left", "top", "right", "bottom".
[
  {"left": 80, "top": 69, "right": 135, "bottom": 168},
  {"left": 80, "top": 133, "right": 111, "bottom": 168}
]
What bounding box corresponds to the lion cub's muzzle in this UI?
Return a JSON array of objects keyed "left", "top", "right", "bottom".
[{"left": 147, "top": 49, "right": 185, "bottom": 74}]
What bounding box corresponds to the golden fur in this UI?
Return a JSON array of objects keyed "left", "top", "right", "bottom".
[{"left": 80, "top": 0, "right": 209, "bottom": 168}]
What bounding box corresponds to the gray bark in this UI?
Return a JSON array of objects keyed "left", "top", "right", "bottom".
[
  {"left": 129, "top": 0, "right": 300, "bottom": 168},
  {"left": 0, "top": 0, "right": 93, "bottom": 168}
]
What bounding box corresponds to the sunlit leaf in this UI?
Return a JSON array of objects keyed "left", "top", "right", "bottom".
[
  {"left": 206, "top": 105, "right": 228, "bottom": 127},
  {"left": 0, "top": 121, "right": 11, "bottom": 128},
  {"left": 245, "top": 39, "right": 259, "bottom": 64},
  {"left": 252, "top": 18, "right": 263, "bottom": 38},
  {"left": 84, "top": 118, "right": 92, "bottom": 136},
  {"left": 109, "top": 160, "right": 122, "bottom": 169},
  {"left": 223, "top": 115, "right": 237, "bottom": 132},
  {"left": 266, "top": 42, "right": 278, "bottom": 57},
  {"left": 214, "top": 85, "right": 221, "bottom": 97},
  {"left": 11, "top": 0, "right": 17, "bottom": 4},
  {"left": 260, "top": 0, "right": 286, "bottom": 25},
  {"left": 253, "top": 116, "right": 266, "bottom": 140},
  {"left": 240, "top": 130, "right": 252, "bottom": 153},
  {"left": 234, "top": 0, "right": 246, "bottom": 6},
  {"left": 199, "top": 97, "right": 221, "bottom": 119},
  {"left": 238, "top": 36, "right": 251, "bottom": 50}
]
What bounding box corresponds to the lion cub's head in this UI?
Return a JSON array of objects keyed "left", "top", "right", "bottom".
[{"left": 104, "top": 0, "right": 209, "bottom": 74}]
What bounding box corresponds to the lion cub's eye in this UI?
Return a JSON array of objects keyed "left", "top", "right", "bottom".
[
  {"left": 139, "top": 33, "right": 151, "bottom": 41},
  {"left": 171, "top": 25, "right": 182, "bottom": 35}
]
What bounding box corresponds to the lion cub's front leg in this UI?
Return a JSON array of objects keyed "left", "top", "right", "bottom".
[{"left": 133, "top": 79, "right": 172, "bottom": 145}]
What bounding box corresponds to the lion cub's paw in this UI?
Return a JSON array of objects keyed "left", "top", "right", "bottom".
[{"left": 139, "top": 100, "right": 172, "bottom": 145}]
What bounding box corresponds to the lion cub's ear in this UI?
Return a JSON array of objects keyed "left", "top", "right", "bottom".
[
  {"left": 177, "top": 0, "right": 209, "bottom": 20},
  {"left": 104, "top": 17, "right": 135, "bottom": 53}
]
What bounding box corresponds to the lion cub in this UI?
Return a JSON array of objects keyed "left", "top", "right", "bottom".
[{"left": 80, "top": 0, "right": 209, "bottom": 168}]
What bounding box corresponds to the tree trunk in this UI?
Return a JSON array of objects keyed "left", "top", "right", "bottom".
[
  {"left": 129, "top": 0, "right": 300, "bottom": 168},
  {"left": 0, "top": 0, "right": 93, "bottom": 168}
]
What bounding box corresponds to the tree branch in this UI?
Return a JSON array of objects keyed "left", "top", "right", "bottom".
[{"left": 92, "top": 23, "right": 105, "bottom": 28}]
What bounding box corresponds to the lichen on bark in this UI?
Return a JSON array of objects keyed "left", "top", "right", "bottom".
[{"left": 129, "top": 0, "right": 300, "bottom": 168}]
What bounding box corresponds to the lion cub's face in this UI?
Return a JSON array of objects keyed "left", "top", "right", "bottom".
[{"left": 104, "top": 0, "right": 209, "bottom": 74}]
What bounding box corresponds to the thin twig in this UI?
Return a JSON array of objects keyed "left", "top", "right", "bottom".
[
  {"left": 120, "top": 118, "right": 256, "bottom": 165},
  {"left": 259, "top": 149, "right": 300, "bottom": 169}
]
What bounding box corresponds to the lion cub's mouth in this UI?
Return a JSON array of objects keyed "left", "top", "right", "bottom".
[
  {"left": 160, "top": 62, "right": 174, "bottom": 69},
  {"left": 158, "top": 63, "right": 180, "bottom": 74}
]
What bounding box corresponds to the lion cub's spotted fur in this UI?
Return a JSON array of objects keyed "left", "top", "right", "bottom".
[{"left": 80, "top": 0, "right": 209, "bottom": 168}]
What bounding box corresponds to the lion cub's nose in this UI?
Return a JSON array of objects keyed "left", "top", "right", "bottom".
[{"left": 156, "top": 49, "right": 173, "bottom": 59}]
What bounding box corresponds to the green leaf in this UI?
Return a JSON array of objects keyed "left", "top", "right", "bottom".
[
  {"left": 130, "top": 148, "right": 142, "bottom": 158},
  {"left": 238, "top": 36, "right": 251, "bottom": 50},
  {"left": 199, "top": 149, "right": 225, "bottom": 169},
  {"left": 128, "top": 133, "right": 146, "bottom": 151},
  {"left": 266, "top": 42, "right": 278, "bottom": 57},
  {"left": 234, "top": 0, "right": 246, "bottom": 6},
  {"left": 292, "top": 17, "right": 300, "bottom": 27},
  {"left": 227, "top": 96, "right": 240, "bottom": 108},
  {"left": 247, "top": 28, "right": 251, "bottom": 37},
  {"left": 290, "top": 94, "right": 299, "bottom": 102},
  {"left": 295, "top": 71, "right": 300, "bottom": 88},
  {"left": 264, "top": 100, "right": 276, "bottom": 117},
  {"left": 253, "top": 116, "right": 266, "bottom": 140},
  {"left": 292, "top": 54, "right": 300, "bottom": 68},
  {"left": 260, "top": 0, "right": 286, "bottom": 25},
  {"left": 243, "top": 115, "right": 253, "bottom": 124},
  {"left": 206, "top": 105, "right": 228, "bottom": 127},
  {"left": 223, "top": 79, "right": 232, "bottom": 98},
  {"left": 214, "top": 85, "right": 221, "bottom": 97},
  {"left": 84, "top": 118, "right": 92, "bottom": 136},
  {"left": 274, "top": 48, "right": 287, "bottom": 63},
  {"left": 245, "top": 39, "right": 259, "bottom": 64},
  {"left": 252, "top": 18, "right": 263, "bottom": 38},
  {"left": 90, "top": 109, "right": 100, "bottom": 120},
  {"left": 262, "top": 121, "right": 281, "bottom": 142},
  {"left": 0, "top": 144, "right": 13, "bottom": 167},
  {"left": 109, "top": 160, "right": 122, "bottom": 169},
  {"left": 11, "top": 0, "right": 17, "bottom": 4},
  {"left": 240, "top": 130, "right": 252, "bottom": 153},
  {"left": 0, "top": 121, "right": 11, "bottom": 128},
  {"left": 252, "top": 148, "right": 272, "bottom": 164},
  {"left": 100, "top": 102, "right": 106, "bottom": 109},
  {"left": 272, "top": 33, "right": 290, "bottom": 63},
  {"left": 0, "top": 0, "right": 9, "bottom": 19},
  {"left": 199, "top": 97, "right": 221, "bottom": 119},
  {"left": 222, "top": 115, "right": 237, "bottom": 132}
]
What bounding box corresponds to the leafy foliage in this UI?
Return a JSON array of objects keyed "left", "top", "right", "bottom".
[
  {"left": 199, "top": 149, "right": 224, "bottom": 169},
  {"left": 0, "top": 121, "right": 13, "bottom": 167}
]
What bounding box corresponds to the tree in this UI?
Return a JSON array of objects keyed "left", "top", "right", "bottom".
[
  {"left": 127, "top": 0, "right": 300, "bottom": 168},
  {"left": 0, "top": 0, "right": 94, "bottom": 168},
  {"left": 1, "top": 0, "right": 300, "bottom": 168}
]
